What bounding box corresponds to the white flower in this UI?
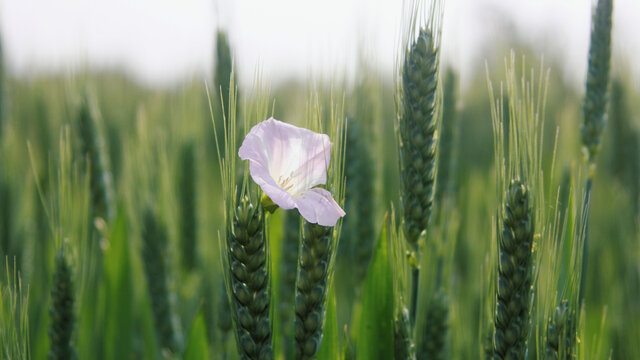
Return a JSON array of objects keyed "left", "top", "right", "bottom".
[{"left": 238, "top": 117, "right": 345, "bottom": 226}]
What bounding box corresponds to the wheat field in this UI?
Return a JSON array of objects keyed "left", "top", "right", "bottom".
[{"left": 1, "top": 0, "right": 639, "bottom": 359}]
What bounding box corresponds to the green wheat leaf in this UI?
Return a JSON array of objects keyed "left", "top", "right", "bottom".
[
  {"left": 182, "top": 310, "right": 209, "bottom": 360},
  {"left": 356, "top": 217, "right": 394, "bottom": 360},
  {"left": 315, "top": 282, "right": 339, "bottom": 360},
  {"left": 103, "top": 207, "right": 133, "bottom": 360}
]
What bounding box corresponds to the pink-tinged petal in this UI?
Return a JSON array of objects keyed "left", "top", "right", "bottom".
[
  {"left": 294, "top": 188, "right": 345, "bottom": 227},
  {"left": 247, "top": 161, "right": 296, "bottom": 210},
  {"left": 238, "top": 118, "right": 331, "bottom": 196}
]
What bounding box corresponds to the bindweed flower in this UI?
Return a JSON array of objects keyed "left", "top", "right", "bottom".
[{"left": 238, "top": 117, "right": 345, "bottom": 227}]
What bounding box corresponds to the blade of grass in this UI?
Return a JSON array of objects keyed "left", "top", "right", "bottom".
[
  {"left": 356, "top": 216, "right": 394, "bottom": 360},
  {"left": 183, "top": 310, "right": 209, "bottom": 360}
]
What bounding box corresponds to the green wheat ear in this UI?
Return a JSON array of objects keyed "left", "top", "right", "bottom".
[
  {"left": 482, "top": 326, "right": 494, "bottom": 360},
  {"left": 342, "top": 118, "right": 375, "bottom": 286},
  {"left": 48, "top": 248, "right": 76, "bottom": 360},
  {"left": 279, "top": 210, "right": 300, "bottom": 353},
  {"left": 226, "top": 195, "right": 272, "bottom": 359},
  {"left": 141, "top": 208, "right": 180, "bottom": 353},
  {"left": 399, "top": 25, "right": 439, "bottom": 249},
  {"left": 581, "top": 0, "right": 613, "bottom": 164},
  {"left": 213, "top": 29, "right": 235, "bottom": 151},
  {"left": 76, "top": 92, "right": 115, "bottom": 223},
  {"left": 215, "top": 30, "right": 233, "bottom": 111},
  {"left": 394, "top": 306, "right": 415, "bottom": 360},
  {"left": 493, "top": 179, "right": 534, "bottom": 360},
  {"left": 294, "top": 222, "right": 333, "bottom": 360},
  {"left": 545, "top": 300, "right": 577, "bottom": 360},
  {"left": 397, "top": 0, "right": 444, "bottom": 326},
  {"left": 417, "top": 291, "right": 448, "bottom": 360}
]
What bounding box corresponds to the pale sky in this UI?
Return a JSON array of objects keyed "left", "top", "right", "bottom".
[{"left": 2, "top": 0, "right": 639, "bottom": 90}]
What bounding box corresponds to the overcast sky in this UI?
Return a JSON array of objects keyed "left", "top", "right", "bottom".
[{"left": 2, "top": 0, "right": 639, "bottom": 90}]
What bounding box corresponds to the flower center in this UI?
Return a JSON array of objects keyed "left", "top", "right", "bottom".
[{"left": 277, "top": 174, "right": 296, "bottom": 193}]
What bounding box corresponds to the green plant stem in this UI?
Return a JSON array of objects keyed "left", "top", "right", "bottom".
[
  {"left": 579, "top": 176, "right": 593, "bottom": 304},
  {"left": 410, "top": 268, "right": 419, "bottom": 327}
]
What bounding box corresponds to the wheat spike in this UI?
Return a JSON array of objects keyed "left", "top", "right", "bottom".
[
  {"left": 545, "top": 300, "right": 577, "bottom": 360},
  {"left": 342, "top": 118, "right": 375, "bottom": 285},
  {"left": 581, "top": 0, "right": 613, "bottom": 164},
  {"left": 394, "top": 306, "right": 415, "bottom": 360},
  {"left": 493, "top": 179, "right": 534, "bottom": 360},
  {"left": 77, "top": 93, "right": 115, "bottom": 222},
  {"left": 226, "top": 195, "right": 272, "bottom": 359},
  {"left": 417, "top": 292, "right": 448, "bottom": 360},
  {"left": 279, "top": 210, "right": 300, "bottom": 354},
  {"left": 294, "top": 222, "right": 333, "bottom": 360},
  {"left": 399, "top": 26, "right": 439, "bottom": 248},
  {"left": 48, "top": 249, "right": 76, "bottom": 360},
  {"left": 141, "top": 208, "right": 179, "bottom": 353}
]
